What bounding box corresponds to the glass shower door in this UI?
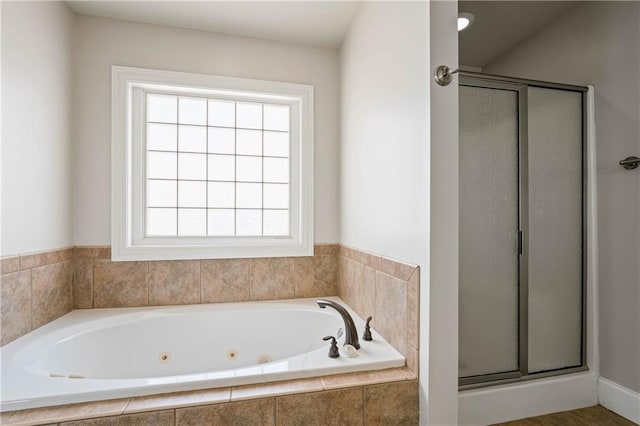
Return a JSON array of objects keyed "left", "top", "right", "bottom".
[
  {"left": 459, "top": 74, "right": 586, "bottom": 388},
  {"left": 459, "top": 82, "right": 522, "bottom": 380}
]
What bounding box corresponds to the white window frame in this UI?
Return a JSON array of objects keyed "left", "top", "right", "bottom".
[{"left": 112, "top": 66, "right": 313, "bottom": 261}]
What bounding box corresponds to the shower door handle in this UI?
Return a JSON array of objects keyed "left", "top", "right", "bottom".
[{"left": 517, "top": 230, "right": 523, "bottom": 255}]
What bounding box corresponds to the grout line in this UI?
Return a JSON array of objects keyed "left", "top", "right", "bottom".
[{"left": 362, "top": 385, "right": 366, "bottom": 425}]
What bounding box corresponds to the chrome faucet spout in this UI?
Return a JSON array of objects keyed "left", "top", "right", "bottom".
[{"left": 317, "top": 299, "right": 360, "bottom": 350}]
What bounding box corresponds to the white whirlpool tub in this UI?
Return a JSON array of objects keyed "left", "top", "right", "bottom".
[{"left": 0, "top": 297, "right": 404, "bottom": 412}]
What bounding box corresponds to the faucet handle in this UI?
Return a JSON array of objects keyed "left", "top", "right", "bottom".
[
  {"left": 323, "top": 336, "right": 340, "bottom": 358},
  {"left": 363, "top": 316, "right": 373, "bottom": 341}
]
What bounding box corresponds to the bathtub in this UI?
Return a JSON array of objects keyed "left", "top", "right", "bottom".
[{"left": 0, "top": 297, "right": 404, "bottom": 412}]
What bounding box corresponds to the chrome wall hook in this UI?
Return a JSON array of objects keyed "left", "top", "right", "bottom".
[
  {"left": 434, "top": 65, "right": 459, "bottom": 86},
  {"left": 619, "top": 156, "right": 640, "bottom": 170}
]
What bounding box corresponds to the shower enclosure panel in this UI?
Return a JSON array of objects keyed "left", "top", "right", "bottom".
[{"left": 459, "top": 73, "right": 587, "bottom": 388}]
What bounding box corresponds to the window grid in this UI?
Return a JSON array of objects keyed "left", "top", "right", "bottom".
[{"left": 145, "top": 93, "right": 290, "bottom": 238}]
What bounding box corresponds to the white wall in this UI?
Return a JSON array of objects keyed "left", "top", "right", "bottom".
[
  {"left": 340, "top": 2, "right": 435, "bottom": 423},
  {"left": 340, "top": 3, "right": 429, "bottom": 267},
  {"left": 1, "top": 1, "right": 75, "bottom": 256},
  {"left": 74, "top": 14, "right": 340, "bottom": 245},
  {"left": 485, "top": 1, "right": 640, "bottom": 394}
]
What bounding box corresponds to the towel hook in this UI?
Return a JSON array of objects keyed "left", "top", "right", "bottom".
[{"left": 434, "top": 65, "right": 459, "bottom": 86}]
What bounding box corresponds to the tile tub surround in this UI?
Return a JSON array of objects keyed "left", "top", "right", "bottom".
[
  {"left": 73, "top": 244, "right": 338, "bottom": 308},
  {"left": 1, "top": 244, "right": 420, "bottom": 369},
  {"left": 0, "top": 245, "right": 421, "bottom": 424},
  {"left": 0, "top": 248, "right": 74, "bottom": 346},
  {"left": 0, "top": 368, "right": 418, "bottom": 425},
  {"left": 338, "top": 246, "right": 420, "bottom": 375},
  {"left": 0, "top": 245, "right": 337, "bottom": 346}
]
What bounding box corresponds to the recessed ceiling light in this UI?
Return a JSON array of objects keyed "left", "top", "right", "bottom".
[{"left": 458, "top": 12, "right": 474, "bottom": 32}]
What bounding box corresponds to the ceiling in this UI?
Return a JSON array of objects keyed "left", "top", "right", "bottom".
[
  {"left": 459, "top": 1, "right": 581, "bottom": 68},
  {"left": 67, "top": 1, "right": 361, "bottom": 48}
]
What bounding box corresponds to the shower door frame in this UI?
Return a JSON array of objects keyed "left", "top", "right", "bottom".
[{"left": 458, "top": 72, "right": 589, "bottom": 390}]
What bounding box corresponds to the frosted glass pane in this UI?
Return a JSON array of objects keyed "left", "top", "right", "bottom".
[
  {"left": 208, "top": 99, "right": 235, "bottom": 127},
  {"left": 178, "top": 153, "right": 206, "bottom": 180},
  {"left": 208, "top": 155, "right": 235, "bottom": 181},
  {"left": 179, "top": 125, "right": 206, "bottom": 153},
  {"left": 147, "top": 208, "right": 177, "bottom": 236},
  {"left": 147, "top": 180, "right": 177, "bottom": 207},
  {"left": 208, "top": 182, "right": 234, "bottom": 208},
  {"left": 208, "top": 209, "right": 234, "bottom": 236},
  {"left": 236, "top": 130, "right": 262, "bottom": 156},
  {"left": 147, "top": 152, "right": 177, "bottom": 179},
  {"left": 263, "top": 104, "right": 289, "bottom": 131},
  {"left": 263, "top": 184, "right": 288, "bottom": 209},
  {"left": 237, "top": 156, "right": 262, "bottom": 182},
  {"left": 148, "top": 124, "right": 177, "bottom": 151},
  {"left": 236, "top": 183, "right": 262, "bottom": 208},
  {"left": 459, "top": 85, "right": 520, "bottom": 378},
  {"left": 236, "top": 209, "right": 262, "bottom": 235},
  {"left": 264, "top": 157, "right": 289, "bottom": 183},
  {"left": 208, "top": 127, "right": 235, "bottom": 154},
  {"left": 528, "top": 87, "right": 583, "bottom": 373},
  {"left": 178, "top": 209, "right": 206, "bottom": 236},
  {"left": 178, "top": 97, "right": 207, "bottom": 125},
  {"left": 147, "top": 94, "right": 177, "bottom": 123},
  {"left": 236, "top": 102, "right": 262, "bottom": 129},
  {"left": 263, "top": 210, "right": 289, "bottom": 235},
  {"left": 178, "top": 181, "right": 206, "bottom": 208},
  {"left": 264, "top": 132, "right": 289, "bottom": 157}
]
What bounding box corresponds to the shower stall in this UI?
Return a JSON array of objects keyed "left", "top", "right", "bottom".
[{"left": 458, "top": 72, "right": 587, "bottom": 388}]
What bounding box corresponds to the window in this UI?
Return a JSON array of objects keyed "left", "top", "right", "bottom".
[{"left": 112, "top": 67, "right": 313, "bottom": 260}]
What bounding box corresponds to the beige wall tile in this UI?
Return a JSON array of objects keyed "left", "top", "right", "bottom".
[
  {"left": 1, "top": 270, "right": 31, "bottom": 346},
  {"left": 32, "top": 262, "right": 73, "bottom": 329},
  {"left": 365, "top": 380, "right": 418, "bottom": 425},
  {"left": 249, "top": 258, "right": 294, "bottom": 301},
  {"left": 149, "top": 260, "right": 200, "bottom": 305},
  {"left": 74, "top": 247, "right": 111, "bottom": 259},
  {"left": 339, "top": 245, "right": 356, "bottom": 261},
  {"left": 406, "top": 345, "right": 419, "bottom": 376},
  {"left": 6, "top": 398, "right": 129, "bottom": 425},
  {"left": 374, "top": 271, "right": 408, "bottom": 356},
  {"left": 201, "top": 259, "right": 250, "bottom": 303},
  {"left": 74, "top": 259, "right": 93, "bottom": 309},
  {"left": 314, "top": 244, "right": 338, "bottom": 256},
  {"left": 276, "top": 388, "right": 363, "bottom": 425},
  {"left": 294, "top": 257, "right": 336, "bottom": 298},
  {"left": 337, "top": 256, "right": 356, "bottom": 307},
  {"left": 314, "top": 255, "right": 337, "bottom": 287},
  {"left": 231, "top": 378, "right": 323, "bottom": 401},
  {"left": 321, "top": 368, "right": 407, "bottom": 390},
  {"left": 353, "top": 261, "right": 376, "bottom": 320},
  {"left": 61, "top": 410, "right": 174, "bottom": 426},
  {"left": 293, "top": 257, "right": 314, "bottom": 297},
  {"left": 124, "top": 388, "right": 230, "bottom": 414},
  {"left": 93, "top": 261, "right": 148, "bottom": 308},
  {"left": 1, "top": 411, "right": 16, "bottom": 424},
  {"left": 401, "top": 367, "right": 418, "bottom": 380},
  {"left": 353, "top": 249, "right": 381, "bottom": 270},
  {"left": 0, "top": 256, "right": 20, "bottom": 275},
  {"left": 20, "top": 248, "right": 73, "bottom": 270},
  {"left": 407, "top": 269, "right": 420, "bottom": 349},
  {"left": 176, "top": 398, "right": 275, "bottom": 426},
  {"left": 380, "top": 257, "right": 417, "bottom": 281}
]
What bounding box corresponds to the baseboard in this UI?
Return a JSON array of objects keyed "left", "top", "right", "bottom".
[
  {"left": 598, "top": 378, "right": 640, "bottom": 424},
  {"left": 458, "top": 371, "right": 599, "bottom": 425}
]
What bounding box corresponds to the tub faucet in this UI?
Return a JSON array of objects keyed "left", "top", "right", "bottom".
[{"left": 317, "top": 300, "right": 360, "bottom": 349}]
